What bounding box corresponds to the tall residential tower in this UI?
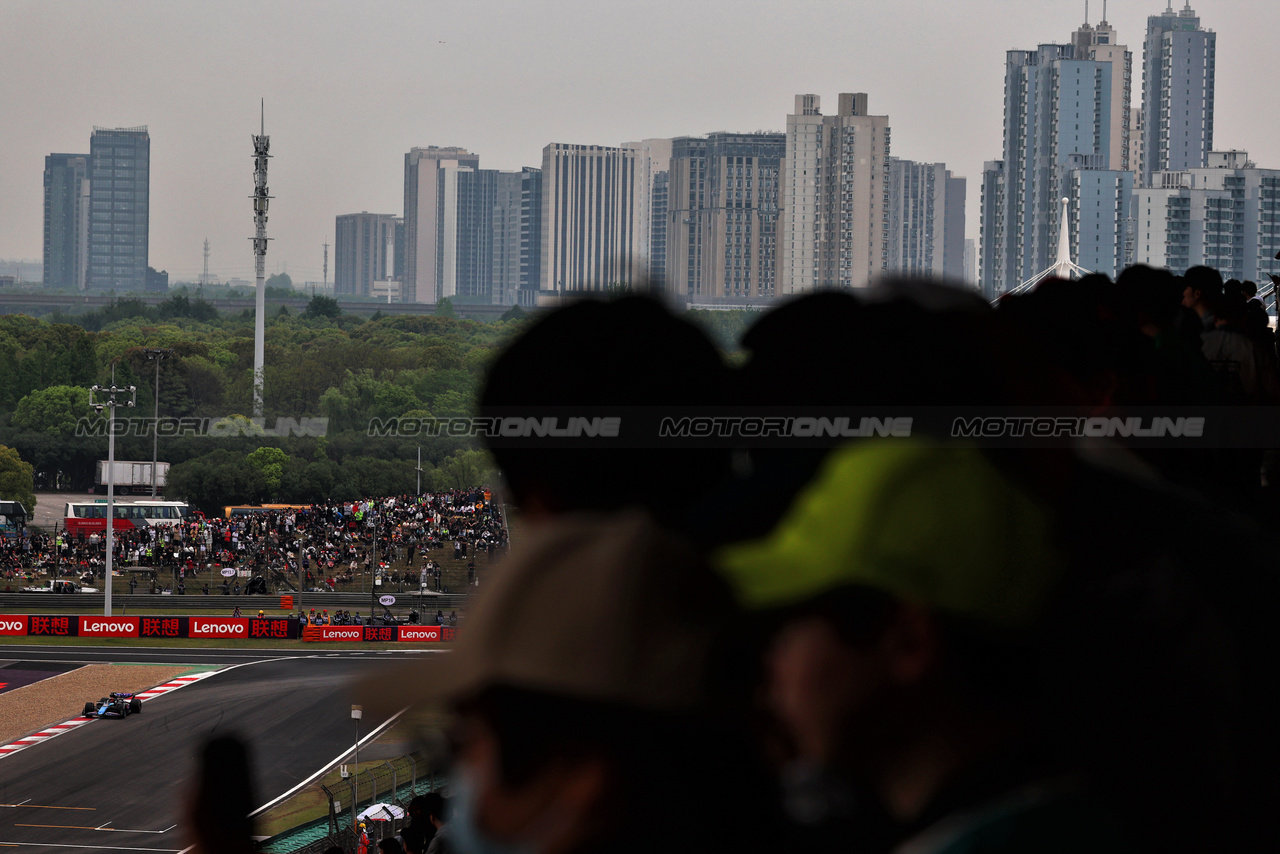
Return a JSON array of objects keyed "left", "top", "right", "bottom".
[
  {"left": 778, "top": 93, "right": 891, "bottom": 293},
  {"left": 403, "top": 146, "right": 479, "bottom": 304},
  {"left": 1141, "top": 3, "right": 1216, "bottom": 186},
  {"left": 87, "top": 126, "right": 149, "bottom": 291},
  {"left": 42, "top": 153, "right": 90, "bottom": 290}
]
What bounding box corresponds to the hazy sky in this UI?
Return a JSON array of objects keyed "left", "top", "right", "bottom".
[{"left": 3, "top": 0, "right": 1276, "bottom": 282}]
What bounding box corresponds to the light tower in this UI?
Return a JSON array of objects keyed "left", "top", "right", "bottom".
[
  {"left": 251, "top": 101, "right": 272, "bottom": 418},
  {"left": 89, "top": 374, "right": 135, "bottom": 617}
]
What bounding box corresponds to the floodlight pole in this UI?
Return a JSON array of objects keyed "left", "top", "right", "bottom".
[{"left": 90, "top": 377, "right": 136, "bottom": 616}]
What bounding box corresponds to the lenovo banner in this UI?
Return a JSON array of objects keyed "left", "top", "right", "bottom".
[
  {"left": 2, "top": 616, "right": 430, "bottom": 642},
  {"left": 79, "top": 617, "right": 140, "bottom": 638},
  {"left": 0, "top": 616, "right": 27, "bottom": 636},
  {"left": 398, "top": 626, "right": 442, "bottom": 642},
  {"left": 189, "top": 617, "right": 250, "bottom": 639},
  {"left": 315, "top": 625, "right": 365, "bottom": 642},
  {"left": 27, "top": 616, "right": 75, "bottom": 637}
]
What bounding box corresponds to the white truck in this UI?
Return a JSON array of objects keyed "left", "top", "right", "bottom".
[
  {"left": 95, "top": 460, "right": 169, "bottom": 495},
  {"left": 20, "top": 579, "right": 100, "bottom": 594}
]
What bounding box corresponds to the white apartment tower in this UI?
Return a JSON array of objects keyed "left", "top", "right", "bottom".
[
  {"left": 982, "top": 15, "right": 1128, "bottom": 296},
  {"left": 779, "top": 93, "right": 891, "bottom": 293},
  {"left": 622, "top": 138, "right": 673, "bottom": 288},
  {"left": 403, "top": 146, "right": 480, "bottom": 304},
  {"left": 1141, "top": 3, "right": 1216, "bottom": 186},
  {"left": 540, "top": 143, "right": 644, "bottom": 294}
]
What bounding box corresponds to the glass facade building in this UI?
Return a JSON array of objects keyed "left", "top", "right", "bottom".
[{"left": 87, "top": 126, "right": 149, "bottom": 291}]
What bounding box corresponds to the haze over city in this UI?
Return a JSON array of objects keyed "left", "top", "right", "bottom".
[{"left": 2, "top": 0, "right": 1277, "bottom": 282}]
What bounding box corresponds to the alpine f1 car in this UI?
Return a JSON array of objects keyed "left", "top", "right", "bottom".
[{"left": 82, "top": 692, "right": 143, "bottom": 718}]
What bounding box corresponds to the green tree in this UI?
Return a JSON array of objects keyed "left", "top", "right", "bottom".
[
  {"left": 435, "top": 297, "right": 456, "bottom": 318},
  {"left": 266, "top": 272, "right": 293, "bottom": 291},
  {"left": 246, "top": 446, "right": 288, "bottom": 497},
  {"left": 432, "top": 448, "right": 496, "bottom": 490},
  {"left": 499, "top": 304, "right": 527, "bottom": 322},
  {"left": 304, "top": 295, "right": 341, "bottom": 319},
  {"left": 0, "top": 445, "right": 37, "bottom": 512},
  {"left": 12, "top": 385, "right": 97, "bottom": 436},
  {"left": 166, "top": 449, "right": 266, "bottom": 514}
]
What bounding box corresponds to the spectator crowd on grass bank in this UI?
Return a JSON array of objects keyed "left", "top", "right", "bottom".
[{"left": 1, "top": 488, "right": 507, "bottom": 595}]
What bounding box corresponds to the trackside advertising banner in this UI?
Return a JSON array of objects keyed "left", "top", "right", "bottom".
[
  {"left": 0, "top": 616, "right": 27, "bottom": 636},
  {"left": 301, "top": 624, "right": 453, "bottom": 642},
  {"left": 0, "top": 616, "right": 455, "bottom": 642},
  {"left": 79, "top": 617, "right": 140, "bottom": 638}
]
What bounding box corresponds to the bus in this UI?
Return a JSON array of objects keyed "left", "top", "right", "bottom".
[
  {"left": 0, "top": 500, "right": 28, "bottom": 541},
  {"left": 223, "top": 504, "right": 311, "bottom": 519},
  {"left": 63, "top": 500, "right": 195, "bottom": 536}
]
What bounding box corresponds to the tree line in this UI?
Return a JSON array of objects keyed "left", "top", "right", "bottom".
[{"left": 0, "top": 292, "right": 758, "bottom": 514}]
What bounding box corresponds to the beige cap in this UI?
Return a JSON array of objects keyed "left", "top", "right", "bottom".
[{"left": 366, "top": 511, "right": 736, "bottom": 714}]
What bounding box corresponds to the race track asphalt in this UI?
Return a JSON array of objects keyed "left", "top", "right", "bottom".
[{"left": 0, "top": 649, "right": 428, "bottom": 853}]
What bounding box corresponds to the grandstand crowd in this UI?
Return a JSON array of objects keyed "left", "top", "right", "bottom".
[{"left": 0, "top": 489, "right": 507, "bottom": 593}]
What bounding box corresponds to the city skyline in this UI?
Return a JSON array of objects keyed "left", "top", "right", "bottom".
[{"left": 2, "top": 0, "right": 1277, "bottom": 283}]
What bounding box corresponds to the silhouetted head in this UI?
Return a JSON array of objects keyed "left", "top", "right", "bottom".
[{"left": 480, "top": 296, "right": 732, "bottom": 523}]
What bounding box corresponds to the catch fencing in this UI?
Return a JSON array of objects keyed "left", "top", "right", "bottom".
[{"left": 257, "top": 753, "right": 444, "bottom": 853}]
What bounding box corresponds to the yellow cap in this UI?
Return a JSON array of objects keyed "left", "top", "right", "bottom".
[{"left": 715, "top": 442, "right": 1065, "bottom": 629}]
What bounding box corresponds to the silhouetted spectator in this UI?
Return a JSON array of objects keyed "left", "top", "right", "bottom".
[{"left": 479, "top": 296, "right": 733, "bottom": 527}]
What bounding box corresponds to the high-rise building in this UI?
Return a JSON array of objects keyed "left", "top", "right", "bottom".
[
  {"left": 540, "top": 143, "right": 643, "bottom": 294},
  {"left": 650, "top": 171, "right": 669, "bottom": 292},
  {"left": 43, "top": 153, "right": 90, "bottom": 290},
  {"left": 622, "top": 138, "right": 673, "bottom": 289},
  {"left": 87, "top": 126, "right": 149, "bottom": 291},
  {"left": 403, "top": 146, "right": 479, "bottom": 304},
  {"left": 490, "top": 167, "right": 543, "bottom": 306},
  {"left": 434, "top": 166, "right": 544, "bottom": 305},
  {"left": 1130, "top": 107, "right": 1145, "bottom": 180},
  {"left": 1141, "top": 3, "right": 1216, "bottom": 186},
  {"left": 778, "top": 93, "right": 891, "bottom": 294},
  {"left": 1068, "top": 168, "right": 1135, "bottom": 279},
  {"left": 885, "top": 158, "right": 967, "bottom": 281},
  {"left": 983, "top": 18, "right": 1127, "bottom": 296},
  {"left": 1134, "top": 151, "right": 1280, "bottom": 281},
  {"left": 1072, "top": 14, "right": 1134, "bottom": 172},
  {"left": 978, "top": 161, "right": 1005, "bottom": 300},
  {"left": 334, "top": 212, "right": 399, "bottom": 297},
  {"left": 666, "top": 132, "right": 785, "bottom": 301}
]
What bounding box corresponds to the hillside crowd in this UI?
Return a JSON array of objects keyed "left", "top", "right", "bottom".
[{"left": 0, "top": 488, "right": 507, "bottom": 593}]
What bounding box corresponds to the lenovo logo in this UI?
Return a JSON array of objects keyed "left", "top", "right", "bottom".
[
  {"left": 0, "top": 619, "right": 25, "bottom": 634},
  {"left": 84, "top": 621, "right": 135, "bottom": 633},
  {"left": 190, "top": 619, "right": 247, "bottom": 637},
  {"left": 321, "top": 628, "right": 362, "bottom": 640},
  {"left": 398, "top": 627, "right": 441, "bottom": 642}
]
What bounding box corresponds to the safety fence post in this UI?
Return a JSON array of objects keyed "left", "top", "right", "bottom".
[
  {"left": 385, "top": 761, "right": 399, "bottom": 804},
  {"left": 365, "top": 767, "right": 379, "bottom": 811}
]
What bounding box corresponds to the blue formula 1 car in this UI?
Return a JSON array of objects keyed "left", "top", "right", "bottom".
[{"left": 82, "top": 692, "right": 143, "bottom": 718}]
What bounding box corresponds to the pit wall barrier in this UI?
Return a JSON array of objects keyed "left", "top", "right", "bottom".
[{"left": 0, "top": 615, "right": 455, "bottom": 642}]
